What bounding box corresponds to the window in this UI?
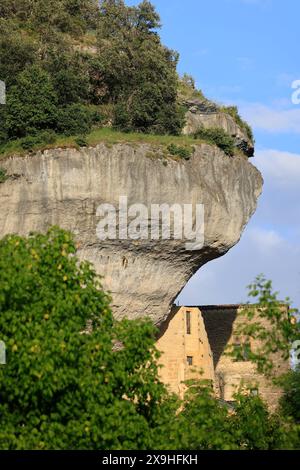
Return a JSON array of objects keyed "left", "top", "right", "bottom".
[
  {"left": 186, "top": 311, "right": 191, "bottom": 335},
  {"left": 232, "top": 338, "right": 251, "bottom": 362},
  {"left": 187, "top": 356, "right": 193, "bottom": 366}
]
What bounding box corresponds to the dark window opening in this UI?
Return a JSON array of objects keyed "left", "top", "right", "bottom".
[
  {"left": 187, "top": 356, "right": 193, "bottom": 366},
  {"left": 233, "top": 338, "right": 251, "bottom": 362},
  {"left": 186, "top": 311, "right": 191, "bottom": 335}
]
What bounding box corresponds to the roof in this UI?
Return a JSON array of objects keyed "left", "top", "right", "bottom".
[{"left": 174, "top": 303, "right": 289, "bottom": 310}]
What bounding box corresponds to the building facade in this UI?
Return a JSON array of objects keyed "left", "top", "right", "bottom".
[
  {"left": 156, "top": 305, "right": 290, "bottom": 410},
  {"left": 156, "top": 307, "right": 215, "bottom": 397}
]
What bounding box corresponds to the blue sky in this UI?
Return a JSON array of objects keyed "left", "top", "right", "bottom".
[{"left": 128, "top": 0, "right": 300, "bottom": 308}]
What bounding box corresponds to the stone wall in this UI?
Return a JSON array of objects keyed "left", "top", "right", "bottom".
[
  {"left": 156, "top": 307, "right": 215, "bottom": 397},
  {"left": 156, "top": 305, "right": 290, "bottom": 411}
]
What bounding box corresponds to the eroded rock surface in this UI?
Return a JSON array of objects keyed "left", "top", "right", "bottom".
[
  {"left": 0, "top": 143, "right": 263, "bottom": 325},
  {"left": 183, "top": 99, "right": 254, "bottom": 158}
]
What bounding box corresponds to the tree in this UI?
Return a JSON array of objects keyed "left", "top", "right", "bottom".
[
  {"left": 0, "top": 21, "right": 37, "bottom": 87},
  {"left": 168, "top": 382, "right": 238, "bottom": 450},
  {"left": 0, "top": 227, "right": 174, "bottom": 450},
  {"left": 279, "top": 367, "right": 300, "bottom": 423},
  {"left": 0, "top": 234, "right": 299, "bottom": 450},
  {"left": 227, "top": 275, "right": 300, "bottom": 376},
  {"left": 97, "top": 1, "right": 184, "bottom": 134},
  {"left": 161, "top": 380, "right": 297, "bottom": 450},
  {"left": 0, "top": 0, "right": 185, "bottom": 142},
  {"left": 5, "top": 65, "right": 58, "bottom": 138},
  {"left": 56, "top": 103, "right": 94, "bottom": 136},
  {"left": 229, "top": 392, "right": 295, "bottom": 450},
  {"left": 135, "top": 0, "right": 161, "bottom": 33}
]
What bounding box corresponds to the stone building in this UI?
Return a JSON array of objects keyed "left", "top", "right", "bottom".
[{"left": 156, "top": 305, "right": 290, "bottom": 410}]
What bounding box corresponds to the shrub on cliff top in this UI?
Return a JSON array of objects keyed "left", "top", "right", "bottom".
[
  {"left": 0, "top": 0, "right": 185, "bottom": 141},
  {"left": 194, "top": 126, "right": 235, "bottom": 156}
]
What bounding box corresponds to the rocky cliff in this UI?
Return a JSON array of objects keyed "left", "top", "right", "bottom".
[
  {"left": 0, "top": 142, "right": 263, "bottom": 326},
  {"left": 182, "top": 99, "right": 254, "bottom": 158}
]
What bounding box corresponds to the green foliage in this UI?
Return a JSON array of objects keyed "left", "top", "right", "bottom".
[
  {"left": 177, "top": 74, "right": 205, "bottom": 102},
  {"left": 0, "top": 227, "right": 174, "bottom": 450},
  {"left": 0, "top": 167, "right": 8, "bottom": 183},
  {"left": 51, "top": 57, "right": 91, "bottom": 106},
  {"left": 167, "top": 382, "right": 238, "bottom": 450},
  {"left": 193, "top": 126, "right": 236, "bottom": 156},
  {"left": 0, "top": 0, "right": 100, "bottom": 35},
  {"left": 0, "top": 21, "right": 37, "bottom": 87},
  {"left": 162, "top": 381, "right": 296, "bottom": 450},
  {"left": 229, "top": 392, "right": 297, "bottom": 450},
  {"left": 56, "top": 104, "right": 94, "bottom": 136},
  {"left": 279, "top": 367, "right": 300, "bottom": 423},
  {"left": 4, "top": 66, "right": 58, "bottom": 139},
  {"left": 96, "top": 1, "right": 183, "bottom": 135},
  {"left": 0, "top": 232, "right": 299, "bottom": 450},
  {"left": 228, "top": 275, "right": 300, "bottom": 376},
  {"left": 167, "top": 143, "right": 193, "bottom": 160},
  {"left": 221, "top": 105, "right": 254, "bottom": 142},
  {"left": 20, "top": 131, "right": 57, "bottom": 151},
  {"left": 0, "top": 0, "right": 184, "bottom": 143},
  {"left": 75, "top": 136, "right": 88, "bottom": 147}
]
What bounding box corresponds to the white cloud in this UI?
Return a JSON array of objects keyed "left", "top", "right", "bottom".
[
  {"left": 241, "top": 103, "right": 300, "bottom": 133},
  {"left": 178, "top": 225, "right": 300, "bottom": 308},
  {"left": 254, "top": 149, "right": 300, "bottom": 188},
  {"left": 178, "top": 147, "right": 300, "bottom": 309},
  {"left": 248, "top": 227, "right": 283, "bottom": 252}
]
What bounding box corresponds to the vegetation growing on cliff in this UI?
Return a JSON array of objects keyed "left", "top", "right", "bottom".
[
  {"left": 0, "top": 0, "right": 253, "bottom": 159},
  {"left": 220, "top": 105, "right": 254, "bottom": 142},
  {"left": 0, "top": 167, "right": 7, "bottom": 183},
  {"left": 0, "top": 228, "right": 299, "bottom": 450},
  {"left": 193, "top": 126, "right": 236, "bottom": 156},
  {"left": 0, "top": 0, "right": 184, "bottom": 145}
]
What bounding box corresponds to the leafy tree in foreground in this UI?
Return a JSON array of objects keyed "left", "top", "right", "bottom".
[
  {"left": 0, "top": 227, "right": 176, "bottom": 450},
  {"left": 279, "top": 366, "right": 300, "bottom": 424},
  {"left": 0, "top": 234, "right": 298, "bottom": 450},
  {"left": 227, "top": 274, "right": 300, "bottom": 376}
]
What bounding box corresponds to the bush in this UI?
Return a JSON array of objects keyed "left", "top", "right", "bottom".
[
  {"left": 194, "top": 126, "right": 235, "bottom": 156},
  {"left": 113, "top": 102, "right": 132, "bottom": 133},
  {"left": 20, "top": 131, "right": 57, "bottom": 151},
  {"left": 279, "top": 367, "right": 300, "bottom": 423},
  {"left": 20, "top": 136, "right": 39, "bottom": 151},
  {"left": 167, "top": 143, "right": 193, "bottom": 160},
  {"left": 165, "top": 381, "right": 296, "bottom": 450},
  {"left": 221, "top": 105, "right": 254, "bottom": 142},
  {"left": 75, "top": 136, "right": 88, "bottom": 147},
  {"left": 51, "top": 60, "right": 91, "bottom": 105},
  {"left": 56, "top": 104, "right": 93, "bottom": 136},
  {"left": 0, "top": 167, "right": 8, "bottom": 183},
  {"left": 0, "top": 21, "right": 37, "bottom": 87},
  {"left": 5, "top": 65, "right": 58, "bottom": 139}
]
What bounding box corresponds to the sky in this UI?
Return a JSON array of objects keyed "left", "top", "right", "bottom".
[{"left": 127, "top": 0, "right": 300, "bottom": 309}]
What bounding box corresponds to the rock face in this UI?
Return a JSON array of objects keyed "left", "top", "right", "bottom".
[
  {"left": 183, "top": 99, "right": 254, "bottom": 158},
  {"left": 0, "top": 143, "right": 263, "bottom": 326}
]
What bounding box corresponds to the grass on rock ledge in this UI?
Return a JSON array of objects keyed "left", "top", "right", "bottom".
[{"left": 0, "top": 127, "right": 240, "bottom": 161}]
